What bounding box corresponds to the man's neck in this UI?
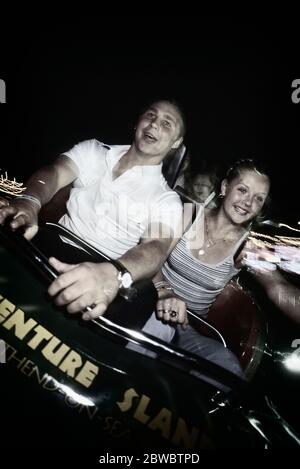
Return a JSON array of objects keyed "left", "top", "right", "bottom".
[
  {"left": 112, "top": 146, "right": 162, "bottom": 181},
  {"left": 125, "top": 144, "right": 164, "bottom": 167}
]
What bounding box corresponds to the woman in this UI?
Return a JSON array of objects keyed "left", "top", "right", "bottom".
[{"left": 140, "top": 159, "right": 271, "bottom": 380}]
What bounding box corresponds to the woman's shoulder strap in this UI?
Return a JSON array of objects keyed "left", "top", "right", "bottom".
[{"left": 233, "top": 230, "right": 250, "bottom": 262}]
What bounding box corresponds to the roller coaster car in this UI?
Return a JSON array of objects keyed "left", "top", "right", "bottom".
[{"left": 0, "top": 222, "right": 300, "bottom": 449}]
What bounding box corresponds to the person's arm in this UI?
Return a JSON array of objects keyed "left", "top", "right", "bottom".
[
  {"left": 238, "top": 240, "right": 300, "bottom": 324},
  {"left": 47, "top": 186, "right": 184, "bottom": 320},
  {"left": 47, "top": 220, "right": 183, "bottom": 320},
  {"left": 250, "top": 269, "right": 300, "bottom": 325},
  {"left": 0, "top": 156, "right": 78, "bottom": 239},
  {"left": 151, "top": 272, "right": 188, "bottom": 330},
  {"left": 18, "top": 156, "right": 78, "bottom": 205},
  {"left": 117, "top": 223, "right": 178, "bottom": 281}
]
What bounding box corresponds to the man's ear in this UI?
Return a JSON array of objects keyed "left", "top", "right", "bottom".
[{"left": 171, "top": 136, "right": 183, "bottom": 150}]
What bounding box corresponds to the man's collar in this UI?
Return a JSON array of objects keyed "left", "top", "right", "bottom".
[{"left": 108, "top": 145, "right": 163, "bottom": 177}]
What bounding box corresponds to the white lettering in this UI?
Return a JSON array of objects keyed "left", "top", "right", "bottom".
[
  {"left": 291, "top": 79, "right": 300, "bottom": 104},
  {"left": 0, "top": 79, "right": 6, "bottom": 103}
]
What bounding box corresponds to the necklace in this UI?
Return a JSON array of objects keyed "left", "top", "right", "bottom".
[{"left": 198, "top": 215, "right": 230, "bottom": 256}]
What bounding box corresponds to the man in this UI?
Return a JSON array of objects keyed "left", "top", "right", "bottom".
[{"left": 0, "top": 99, "right": 185, "bottom": 320}]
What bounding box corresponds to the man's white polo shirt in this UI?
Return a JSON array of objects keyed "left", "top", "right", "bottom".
[{"left": 59, "top": 139, "right": 182, "bottom": 259}]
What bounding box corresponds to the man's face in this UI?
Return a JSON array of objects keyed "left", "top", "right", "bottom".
[{"left": 135, "top": 101, "right": 183, "bottom": 158}]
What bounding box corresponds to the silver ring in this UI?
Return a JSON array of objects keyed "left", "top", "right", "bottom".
[
  {"left": 170, "top": 311, "right": 178, "bottom": 318},
  {"left": 82, "top": 303, "right": 96, "bottom": 313}
]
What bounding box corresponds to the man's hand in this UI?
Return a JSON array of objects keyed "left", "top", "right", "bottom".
[
  {"left": 156, "top": 296, "right": 188, "bottom": 330},
  {"left": 0, "top": 197, "right": 39, "bottom": 240},
  {"left": 48, "top": 257, "right": 120, "bottom": 320},
  {"left": 0, "top": 197, "right": 10, "bottom": 208}
]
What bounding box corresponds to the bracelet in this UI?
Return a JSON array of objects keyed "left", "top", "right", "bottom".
[
  {"left": 16, "top": 194, "right": 42, "bottom": 209},
  {"left": 154, "top": 280, "right": 173, "bottom": 292}
]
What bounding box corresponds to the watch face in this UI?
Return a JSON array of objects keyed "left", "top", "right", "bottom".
[{"left": 122, "top": 272, "right": 133, "bottom": 289}]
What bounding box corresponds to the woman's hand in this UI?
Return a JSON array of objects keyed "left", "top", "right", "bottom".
[{"left": 156, "top": 296, "right": 188, "bottom": 330}]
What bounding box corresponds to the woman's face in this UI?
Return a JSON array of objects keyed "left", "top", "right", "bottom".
[{"left": 221, "top": 169, "right": 270, "bottom": 225}]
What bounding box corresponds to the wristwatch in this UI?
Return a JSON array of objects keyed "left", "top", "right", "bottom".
[{"left": 110, "top": 259, "right": 133, "bottom": 289}]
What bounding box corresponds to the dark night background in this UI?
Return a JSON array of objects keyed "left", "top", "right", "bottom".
[
  {"left": 0, "top": 15, "right": 300, "bottom": 453},
  {"left": 0, "top": 15, "right": 299, "bottom": 223}
]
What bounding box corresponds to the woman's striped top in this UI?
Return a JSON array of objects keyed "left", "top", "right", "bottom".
[{"left": 162, "top": 203, "right": 249, "bottom": 315}]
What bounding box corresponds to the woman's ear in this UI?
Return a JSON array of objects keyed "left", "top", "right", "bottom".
[{"left": 220, "top": 179, "right": 227, "bottom": 197}]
